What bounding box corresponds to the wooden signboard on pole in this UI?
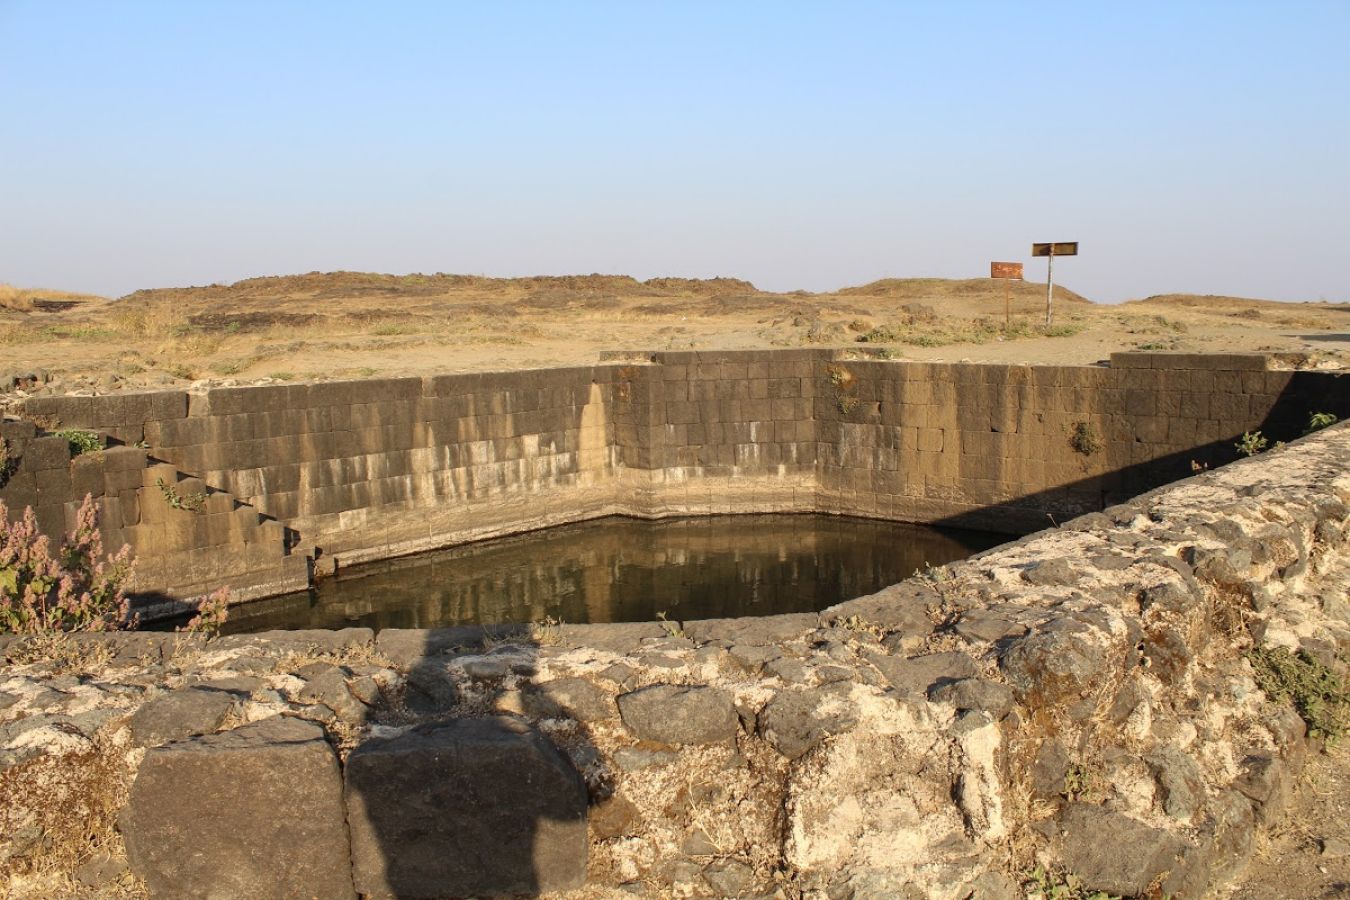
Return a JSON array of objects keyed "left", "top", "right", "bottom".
[
  {"left": 1031, "top": 242, "right": 1079, "bottom": 326},
  {"left": 990, "top": 262, "right": 1023, "bottom": 324}
]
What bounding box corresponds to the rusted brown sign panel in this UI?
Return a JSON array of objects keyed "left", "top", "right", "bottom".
[
  {"left": 1031, "top": 242, "right": 1079, "bottom": 257},
  {"left": 990, "top": 262, "right": 1023, "bottom": 279}
]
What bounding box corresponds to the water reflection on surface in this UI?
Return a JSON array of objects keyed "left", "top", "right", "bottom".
[{"left": 223, "top": 514, "right": 1008, "bottom": 633}]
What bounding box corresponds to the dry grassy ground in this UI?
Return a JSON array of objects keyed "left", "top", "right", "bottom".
[{"left": 1, "top": 273, "right": 1347, "bottom": 394}]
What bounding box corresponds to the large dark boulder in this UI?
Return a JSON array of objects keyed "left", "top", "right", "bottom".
[
  {"left": 617, "top": 684, "right": 738, "bottom": 745},
  {"left": 344, "top": 716, "right": 587, "bottom": 898},
  {"left": 1056, "top": 802, "right": 1186, "bottom": 897},
  {"left": 123, "top": 716, "right": 355, "bottom": 900}
]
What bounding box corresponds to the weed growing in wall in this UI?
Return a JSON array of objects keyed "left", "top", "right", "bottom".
[
  {"left": 530, "top": 614, "right": 564, "bottom": 646},
  {"left": 156, "top": 478, "right": 207, "bottom": 512},
  {"left": 826, "top": 364, "right": 861, "bottom": 416},
  {"left": 0, "top": 495, "right": 133, "bottom": 633},
  {"left": 656, "top": 610, "right": 686, "bottom": 639},
  {"left": 0, "top": 495, "right": 228, "bottom": 637},
  {"left": 825, "top": 364, "right": 853, "bottom": 388},
  {"left": 1248, "top": 646, "right": 1350, "bottom": 743},
  {"left": 0, "top": 436, "right": 15, "bottom": 488},
  {"left": 1235, "top": 413, "right": 1335, "bottom": 460},
  {"left": 1067, "top": 421, "right": 1102, "bottom": 456},
  {"left": 55, "top": 429, "right": 103, "bottom": 456}
]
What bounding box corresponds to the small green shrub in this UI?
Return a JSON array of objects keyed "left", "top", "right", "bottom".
[
  {"left": 55, "top": 429, "right": 103, "bottom": 456},
  {"left": 655, "top": 610, "right": 685, "bottom": 639},
  {"left": 210, "top": 358, "right": 247, "bottom": 376},
  {"left": 372, "top": 323, "right": 417, "bottom": 336},
  {"left": 1023, "top": 866, "right": 1120, "bottom": 900},
  {"left": 162, "top": 362, "right": 197, "bottom": 380},
  {"left": 1305, "top": 411, "right": 1338, "bottom": 435},
  {"left": 1235, "top": 430, "right": 1268, "bottom": 457},
  {"left": 1061, "top": 762, "right": 1101, "bottom": 801},
  {"left": 1248, "top": 645, "right": 1350, "bottom": 742}
]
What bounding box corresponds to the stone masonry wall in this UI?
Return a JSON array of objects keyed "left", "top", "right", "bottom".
[
  {"left": 4, "top": 351, "right": 1347, "bottom": 604},
  {"left": 815, "top": 350, "right": 1347, "bottom": 532},
  {"left": 0, "top": 419, "right": 302, "bottom": 604},
  {"left": 2, "top": 420, "right": 1348, "bottom": 897}
]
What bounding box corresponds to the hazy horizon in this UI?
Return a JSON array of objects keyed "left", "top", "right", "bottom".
[{"left": 3, "top": 2, "right": 1347, "bottom": 304}]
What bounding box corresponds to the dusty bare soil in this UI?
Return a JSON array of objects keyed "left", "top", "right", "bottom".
[
  {"left": 1225, "top": 745, "right": 1350, "bottom": 899},
  {"left": 2, "top": 273, "right": 1347, "bottom": 396}
]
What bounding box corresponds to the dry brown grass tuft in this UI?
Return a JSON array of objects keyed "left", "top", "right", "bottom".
[
  {"left": 0, "top": 738, "right": 141, "bottom": 898},
  {"left": 0, "top": 324, "right": 32, "bottom": 345},
  {"left": 0, "top": 285, "right": 36, "bottom": 312},
  {"left": 109, "top": 302, "right": 189, "bottom": 338},
  {"left": 2, "top": 635, "right": 113, "bottom": 675}
]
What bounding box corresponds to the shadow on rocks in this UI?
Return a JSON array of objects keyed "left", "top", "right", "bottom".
[{"left": 345, "top": 623, "right": 595, "bottom": 899}]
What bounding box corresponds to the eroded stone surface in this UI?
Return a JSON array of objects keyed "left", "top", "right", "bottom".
[
  {"left": 127, "top": 688, "right": 234, "bottom": 747},
  {"left": 1056, "top": 802, "right": 1187, "bottom": 897},
  {"left": 344, "top": 717, "right": 587, "bottom": 898},
  {"left": 122, "top": 716, "right": 355, "bottom": 900},
  {"left": 617, "top": 684, "right": 738, "bottom": 745}
]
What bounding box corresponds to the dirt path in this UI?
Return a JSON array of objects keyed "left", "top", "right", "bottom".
[{"left": 1225, "top": 745, "right": 1350, "bottom": 899}]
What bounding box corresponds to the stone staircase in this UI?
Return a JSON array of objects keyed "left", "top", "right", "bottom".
[{"left": 0, "top": 419, "right": 310, "bottom": 615}]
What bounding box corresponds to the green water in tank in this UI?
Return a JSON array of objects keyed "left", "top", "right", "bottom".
[{"left": 218, "top": 514, "right": 1007, "bottom": 633}]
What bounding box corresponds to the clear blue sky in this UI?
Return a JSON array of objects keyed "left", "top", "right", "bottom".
[{"left": 2, "top": 1, "right": 1347, "bottom": 302}]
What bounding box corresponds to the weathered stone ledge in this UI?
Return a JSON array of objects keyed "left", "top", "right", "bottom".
[{"left": 2, "top": 422, "right": 1348, "bottom": 898}]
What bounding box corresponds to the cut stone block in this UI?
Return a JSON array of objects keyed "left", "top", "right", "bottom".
[
  {"left": 617, "top": 684, "right": 738, "bottom": 745},
  {"left": 123, "top": 716, "right": 355, "bottom": 900},
  {"left": 344, "top": 716, "right": 587, "bottom": 898},
  {"left": 127, "top": 688, "right": 235, "bottom": 748}
]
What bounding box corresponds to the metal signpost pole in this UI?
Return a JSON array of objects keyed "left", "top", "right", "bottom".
[
  {"left": 1030, "top": 242, "right": 1078, "bottom": 328},
  {"left": 1045, "top": 247, "right": 1054, "bottom": 326}
]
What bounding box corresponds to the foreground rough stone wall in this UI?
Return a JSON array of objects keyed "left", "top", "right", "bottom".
[
  {"left": 5, "top": 351, "right": 1345, "bottom": 604},
  {"left": 1, "top": 422, "right": 1347, "bottom": 897}
]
